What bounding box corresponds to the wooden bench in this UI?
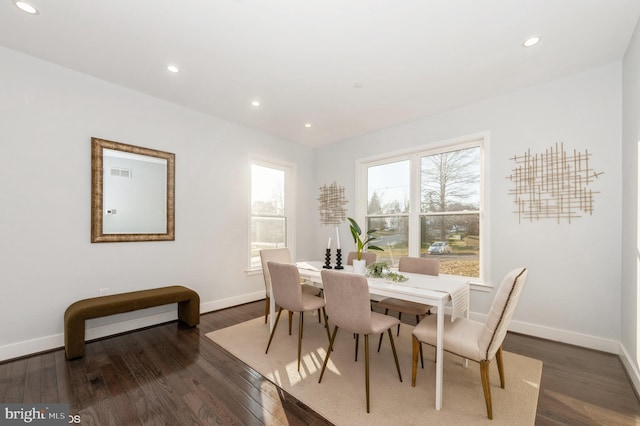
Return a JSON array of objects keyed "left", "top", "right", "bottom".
[{"left": 64, "top": 285, "right": 200, "bottom": 359}]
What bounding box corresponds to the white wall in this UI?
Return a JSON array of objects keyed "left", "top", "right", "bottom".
[
  {"left": 315, "top": 63, "right": 623, "bottom": 352},
  {"left": 0, "top": 47, "right": 317, "bottom": 360},
  {"left": 622, "top": 18, "right": 640, "bottom": 391}
]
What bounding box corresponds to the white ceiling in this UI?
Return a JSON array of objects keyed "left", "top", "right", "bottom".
[{"left": 2, "top": 1, "right": 639, "bottom": 147}]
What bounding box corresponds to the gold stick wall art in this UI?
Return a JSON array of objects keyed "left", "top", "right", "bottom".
[
  {"left": 318, "top": 181, "right": 349, "bottom": 268},
  {"left": 507, "top": 143, "right": 603, "bottom": 224},
  {"left": 317, "top": 181, "right": 348, "bottom": 225}
]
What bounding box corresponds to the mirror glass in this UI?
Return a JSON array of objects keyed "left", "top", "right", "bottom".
[{"left": 91, "top": 137, "right": 175, "bottom": 242}]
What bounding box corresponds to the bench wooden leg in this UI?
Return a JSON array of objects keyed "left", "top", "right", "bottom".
[
  {"left": 64, "top": 319, "right": 86, "bottom": 360},
  {"left": 178, "top": 298, "right": 200, "bottom": 327}
]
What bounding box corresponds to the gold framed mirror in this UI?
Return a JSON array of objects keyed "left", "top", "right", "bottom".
[{"left": 91, "top": 137, "right": 175, "bottom": 242}]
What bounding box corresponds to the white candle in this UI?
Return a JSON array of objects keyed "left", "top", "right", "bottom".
[
  {"left": 336, "top": 226, "right": 341, "bottom": 249},
  {"left": 327, "top": 237, "right": 331, "bottom": 249}
]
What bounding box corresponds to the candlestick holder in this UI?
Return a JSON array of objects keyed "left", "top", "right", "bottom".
[
  {"left": 334, "top": 248, "right": 344, "bottom": 269},
  {"left": 323, "top": 249, "right": 332, "bottom": 269}
]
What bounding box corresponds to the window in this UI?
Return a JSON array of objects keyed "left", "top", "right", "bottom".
[
  {"left": 249, "top": 160, "right": 294, "bottom": 269},
  {"left": 359, "top": 136, "right": 484, "bottom": 279}
]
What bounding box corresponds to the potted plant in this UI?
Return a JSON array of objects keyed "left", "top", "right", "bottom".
[
  {"left": 347, "top": 217, "right": 383, "bottom": 274},
  {"left": 367, "top": 261, "right": 407, "bottom": 282}
]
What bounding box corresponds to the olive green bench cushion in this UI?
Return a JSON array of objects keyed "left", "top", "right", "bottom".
[{"left": 64, "top": 285, "right": 200, "bottom": 359}]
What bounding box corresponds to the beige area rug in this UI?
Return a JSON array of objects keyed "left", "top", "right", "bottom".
[{"left": 206, "top": 317, "right": 542, "bottom": 426}]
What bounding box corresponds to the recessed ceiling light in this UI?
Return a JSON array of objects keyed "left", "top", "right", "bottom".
[
  {"left": 166, "top": 65, "right": 179, "bottom": 73},
  {"left": 251, "top": 100, "right": 261, "bottom": 107},
  {"left": 522, "top": 36, "right": 541, "bottom": 47},
  {"left": 14, "top": 1, "right": 39, "bottom": 14},
  {"left": 304, "top": 123, "right": 311, "bottom": 128}
]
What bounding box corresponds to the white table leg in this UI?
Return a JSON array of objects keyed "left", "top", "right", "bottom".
[
  {"left": 463, "top": 285, "right": 469, "bottom": 368},
  {"left": 435, "top": 300, "right": 444, "bottom": 410}
]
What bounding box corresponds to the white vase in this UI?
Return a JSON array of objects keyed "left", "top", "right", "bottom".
[{"left": 352, "top": 259, "right": 367, "bottom": 275}]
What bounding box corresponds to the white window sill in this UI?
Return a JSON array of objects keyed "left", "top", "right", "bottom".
[
  {"left": 470, "top": 280, "right": 493, "bottom": 292},
  {"left": 246, "top": 268, "right": 262, "bottom": 277}
]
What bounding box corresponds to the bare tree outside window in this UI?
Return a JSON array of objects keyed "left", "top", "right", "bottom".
[
  {"left": 361, "top": 140, "right": 483, "bottom": 278},
  {"left": 421, "top": 147, "right": 480, "bottom": 277},
  {"left": 421, "top": 148, "right": 480, "bottom": 214}
]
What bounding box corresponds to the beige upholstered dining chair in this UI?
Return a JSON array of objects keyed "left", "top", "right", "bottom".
[
  {"left": 265, "top": 261, "right": 330, "bottom": 371},
  {"left": 318, "top": 269, "right": 403, "bottom": 413},
  {"left": 376, "top": 257, "right": 439, "bottom": 366},
  {"left": 346, "top": 251, "right": 377, "bottom": 266},
  {"left": 260, "top": 248, "right": 290, "bottom": 323},
  {"left": 411, "top": 267, "right": 528, "bottom": 419},
  {"left": 260, "top": 248, "right": 321, "bottom": 324},
  {"left": 377, "top": 256, "right": 439, "bottom": 333}
]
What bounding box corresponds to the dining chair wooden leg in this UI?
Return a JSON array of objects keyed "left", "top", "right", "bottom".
[
  {"left": 265, "top": 308, "right": 283, "bottom": 354},
  {"left": 376, "top": 332, "right": 384, "bottom": 352},
  {"left": 411, "top": 335, "right": 420, "bottom": 387},
  {"left": 297, "top": 312, "right": 304, "bottom": 371},
  {"left": 264, "top": 297, "right": 270, "bottom": 323},
  {"left": 354, "top": 334, "right": 360, "bottom": 361},
  {"left": 412, "top": 315, "right": 424, "bottom": 368},
  {"left": 288, "top": 311, "right": 293, "bottom": 335},
  {"left": 396, "top": 313, "right": 402, "bottom": 336},
  {"left": 319, "top": 326, "right": 339, "bottom": 383},
  {"left": 317, "top": 289, "right": 324, "bottom": 324},
  {"left": 496, "top": 345, "right": 505, "bottom": 388},
  {"left": 322, "top": 307, "right": 331, "bottom": 344},
  {"left": 480, "top": 360, "right": 493, "bottom": 419},
  {"left": 387, "top": 329, "right": 402, "bottom": 382},
  {"left": 364, "top": 334, "right": 370, "bottom": 413}
]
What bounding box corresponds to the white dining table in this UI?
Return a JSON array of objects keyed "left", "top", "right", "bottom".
[{"left": 267, "top": 260, "right": 470, "bottom": 411}]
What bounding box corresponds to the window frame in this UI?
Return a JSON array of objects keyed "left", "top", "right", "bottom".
[
  {"left": 355, "top": 132, "right": 490, "bottom": 287},
  {"left": 248, "top": 156, "right": 296, "bottom": 272}
]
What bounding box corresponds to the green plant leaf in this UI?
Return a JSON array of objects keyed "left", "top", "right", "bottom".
[
  {"left": 347, "top": 217, "right": 361, "bottom": 235},
  {"left": 347, "top": 216, "right": 384, "bottom": 259}
]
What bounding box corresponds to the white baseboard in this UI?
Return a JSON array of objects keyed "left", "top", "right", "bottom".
[
  {"left": 506, "top": 318, "right": 621, "bottom": 354},
  {"left": 466, "top": 312, "right": 622, "bottom": 354},
  {"left": 0, "top": 293, "right": 633, "bottom": 379},
  {"left": 0, "top": 334, "right": 64, "bottom": 363},
  {"left": 200, "top": 291, "right": 264, "bottom": 314},
  {"left": 0, "top": 291, "right": 265, "bottom": 362},
  {"left": 619, "top": 343, "right": 640, "bottom": 398}
]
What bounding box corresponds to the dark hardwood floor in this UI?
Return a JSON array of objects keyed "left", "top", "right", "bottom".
[{"left": 2, "top": 300, "right": 639, "bottom": 425}]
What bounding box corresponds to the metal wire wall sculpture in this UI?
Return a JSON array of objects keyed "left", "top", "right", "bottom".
[
  {"left": 317, "top": 181, "right": 348, "bottom": 225},
  {"left": 507, "top": 143, "right": 603, "bottom": 224}
]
